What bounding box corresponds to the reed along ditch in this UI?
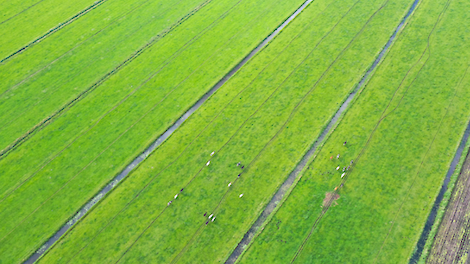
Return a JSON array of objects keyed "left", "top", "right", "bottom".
[
  {"left": 24, "top": 0, "right": 317, "bottom": 263},
  {"left": 409, "top": 120, "right": 470, "bottom": 263}
]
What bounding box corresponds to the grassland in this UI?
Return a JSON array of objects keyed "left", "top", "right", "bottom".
[
  {"left": 35, "top": 0, "right": 419, "bottom": 262},
  {"left": 0, "top": 0, "right": 312, "bottom": 262},
  {"left": 0, "top": 0, "right": 103, "bottom": 59},
  {"left": 238, "top": 0, "right": 470, "bottom": 262},
  {"left": 0, "top": 0, "right": 210, "bottom": 153}
]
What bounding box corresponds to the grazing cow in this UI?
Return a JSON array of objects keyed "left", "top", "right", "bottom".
[
  {"left": 341, "top": 173, "right": 346, "bottom": 178},
  {"left": 212, "top": 217, "right": 216, "bottom": 222},
  {"left": 210, "top": 151, "right": 215, "bottom": 156},
  {"left": 209, "top": 214, "right": 213, "bottom": 219},
  {"left": 206, "top": 161, "right": 211, "bottom": 166},
  {"left": 239, "top": 194, "right": 244, "bottom": 198},
  {"left": 336, "top": 166, "right": 340, "bottom": 170},
  {"left": 174, "top": 194, "right": 178, "bottom": 199},
  {"left": 337, "top": 154, "right": 340, "bottom": 159},
  {"left": 228, "top": 182, "right": 232, "bottom": 187}
]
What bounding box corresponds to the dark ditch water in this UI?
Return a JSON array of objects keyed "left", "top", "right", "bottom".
[
  {"left": 24, "top": 0, "right": 316, "bottom": 263},
  {"left": 409, "top": 120, "right": 470, "bottom": 263},
  {"left": 225, "top": 0, "right": 421, "bottom": 262}
]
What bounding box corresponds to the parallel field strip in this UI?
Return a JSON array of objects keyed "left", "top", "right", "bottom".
[{"left": 0, "top": 0, "right": 209, "bottom": 154}]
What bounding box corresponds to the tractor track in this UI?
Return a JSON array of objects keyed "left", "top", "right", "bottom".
[
  {"left": 0, "top": 0, "right": 110, "bottom": 64},
  {"left": 0, "top": 0, "right": 211, "bottom": 161}
]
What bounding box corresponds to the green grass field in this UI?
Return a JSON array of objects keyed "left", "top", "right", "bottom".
[
  {"left": 35, "top": 0, "right": 419, "bottom": 262},
  {"left": 239, "top": 0, "right": 470, "bottom": 262},
  {"left": 0, "top": 0, "right": 469, "bottom": 263}
]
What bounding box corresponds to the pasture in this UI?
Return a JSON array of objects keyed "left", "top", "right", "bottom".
[{"left": 0, "top": 0, "right": 469, "bottom": 263}]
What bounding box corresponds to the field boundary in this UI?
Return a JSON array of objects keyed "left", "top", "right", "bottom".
[
  {"left": 0, "top": 0, "right": 212, "bottom": 162},
  {"left": 0, "top": 0, "right": 110, "bottom": 64}
]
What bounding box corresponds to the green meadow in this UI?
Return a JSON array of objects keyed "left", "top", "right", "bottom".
[
  {"left": 37, "top": 0, "right": 417, "bottom": 262},
  {"left": 0, "top": 0, "right": 468, "bottom": 263},
  {"left": 239, "top": 0, "right": 470, "bottom": 262}
]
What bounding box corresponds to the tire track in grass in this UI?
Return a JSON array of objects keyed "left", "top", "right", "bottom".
[
  {"left": 0, "top": 0, "right": 168, "bottom": 99},
  {"left": 1, "top": 0, "right": 240, "bottom": 246},
  {"left": 23, "top": 0, "right": 304, "bottom": 262},
  {"left": 0, "top": 0, "right": 211, "bottom": 161},
  {"left": 63, "top": 1, "right": 335, "bottom": 262},
  {"left": 289, "top": 0, "right": 450, "bottom": 262},
  {"left": 0, "top": 0, "right": 111, "bottom": 63},
  {"left": 0, "top": 0, "right": 46, "bottom": 26}
]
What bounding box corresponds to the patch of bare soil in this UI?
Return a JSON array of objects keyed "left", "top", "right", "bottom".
[
  {"left": 323, "top": 192, "right": 340, "bottom": 207},
  {"left": 428, "top": 151, "right": 470, "bottom": 263}
]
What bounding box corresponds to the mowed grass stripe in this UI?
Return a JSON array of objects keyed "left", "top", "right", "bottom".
[
  {"left": 0, "top": 0, "right": 110, "bottom": 61},
  {"left": 0, "top": 0, "right": 207, "bottom": 154},
  {"left": 0, "top": 0, "right": 310, "bottom": 263},
  {"left": 39, "top": 0, "right": 417, "bottom": 262},
  {"left": 240, "top": 0, "right": 470, "bottom": 262}
]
